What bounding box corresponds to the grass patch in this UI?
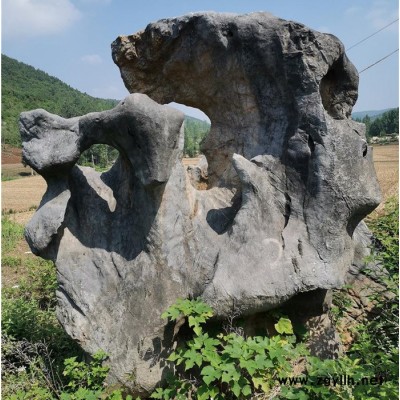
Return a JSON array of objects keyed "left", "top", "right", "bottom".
[{"left": 2, "top": 218, "right": 25, "bottom": 253}]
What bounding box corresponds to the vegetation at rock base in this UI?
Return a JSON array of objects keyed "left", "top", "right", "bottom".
[{"left": 1, "top": 197, "right": 398, "bottom": 399}]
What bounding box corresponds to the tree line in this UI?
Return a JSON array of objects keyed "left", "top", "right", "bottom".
[{"left": 353, "top": 108, "right": 399, "bottom": 138}]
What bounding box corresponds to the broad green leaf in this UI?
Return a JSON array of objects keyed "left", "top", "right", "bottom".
[
  {"left": 242, "top": 384, "right": 252, "bottom": 397},
  {"left": 231, "top": 382, "right": 241, "bottom": 397},
  {"left": 197, "top": 384, "right": 212, "bottom": 400},
  {"left": 274, "top": 317, "right": 293, "bottom": 335},
  {"left": 194, "top": 325, "right": 203, "bottom": 336},
  {"left": 184, "top": 359, "right": 194, "bottom": 370},
  {"left": 240, "top": 359, "right": 257, "bottom": 375},
  {"left": 188, "top": 315, "right": 196, "bottom": 328},
  {"left": 252, "top": 376, "right": 270, "bottom": 392}
]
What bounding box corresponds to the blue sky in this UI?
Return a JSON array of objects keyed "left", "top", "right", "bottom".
[{"left": 2, "top": 0, "right": 399, "bottom": 120}]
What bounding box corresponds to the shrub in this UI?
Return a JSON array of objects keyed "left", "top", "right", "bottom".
[{"left": 151, "top": 298, "right": 398, "bottom": 399}]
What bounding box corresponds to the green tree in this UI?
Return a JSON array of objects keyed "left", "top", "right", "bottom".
[{"left": 184, "top": 116, "right": 210, "bottom": 157}]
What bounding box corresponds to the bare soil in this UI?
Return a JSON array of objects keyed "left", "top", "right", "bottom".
[{"left": 1, "top": 145, "right": 22, "bottom": 164}]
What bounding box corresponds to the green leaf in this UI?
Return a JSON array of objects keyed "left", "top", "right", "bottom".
[
  {"left": 162, "top": 307, "right": 181, "bottom": 320},
  {"left": 188, "top": 315, "right": 197, "bottom": 328},
  {"left": 240, "top": 359, "right": 257, "bottom": 375},
  {"left": 184, "top": 359, "right": 195, "bottom": 370},
  {"left": 183, "top": 348, "right": 202, "bottom": 370},
  {"left": 241, "top": 384, "right": 252, "bottom": 397},
  {"left": 194, "top": 325, "right": 203, "bottom": 336},
  {"left": 231, "top": 381, "right": 241, "bottom": 397},
  {"left": 274, "top": 317, "right": 293, "bottom": 335},
  {"left": 197, "top": 384, "right": 212, "bottom": 400},
  {"left": 201, "top": 365, "right": 222, "bottom": 384},
  {"left": 202, "top": 349, "right": 222, "bottom": 366},
  {"left": 167, "top": 352, "right": 180, "bottom": 362},
  {"left": 252, "top": 376, "right": 270, "bottom": 392}
]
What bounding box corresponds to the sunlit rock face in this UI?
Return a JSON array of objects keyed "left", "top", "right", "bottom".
[{"left": 21, "top": 12, "right": 381, "bottom": 395}]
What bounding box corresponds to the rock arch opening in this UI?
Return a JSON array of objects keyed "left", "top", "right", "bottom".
[
  {"left": 78, "top": 144, "right": 119, "bottom": 171},
  {"left": 169, "top": 102, "right": 211, "bottom": 190}
]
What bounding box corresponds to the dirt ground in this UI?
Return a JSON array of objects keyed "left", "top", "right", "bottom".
[{"left": 1, "top": 145, "right": 22, "bottom": 164}]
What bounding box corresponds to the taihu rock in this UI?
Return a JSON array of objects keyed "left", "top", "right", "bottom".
[{"left": 21, "top": 12, "right": 381, "bottom": 395}]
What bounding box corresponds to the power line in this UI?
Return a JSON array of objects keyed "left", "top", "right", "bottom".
[
  {"left": 347, "top": 18, "right": 399, "bottom": 51},
  {"left": 359, "top": 49, "right": 399, "bottom": 73}
]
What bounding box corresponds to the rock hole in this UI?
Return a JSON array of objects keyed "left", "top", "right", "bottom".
[
  {"left": 320, "top": 64, "right": 337, "bottom": 117},
  {"left": 78, "top": 144, "right": 119, "bottom": 172},
  {"left": 308, "top": 134, "right": 315, "bottom": 153},
  {"left": 362, "top": 141, "right": 368, "bottom": 157},
  {"left": 319, "top": 57, "right": 356, "bottom": 119}
]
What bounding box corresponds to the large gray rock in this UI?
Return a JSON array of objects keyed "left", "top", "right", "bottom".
[{"left": 21, "top": 12, "right": 381, "bottom": 395}]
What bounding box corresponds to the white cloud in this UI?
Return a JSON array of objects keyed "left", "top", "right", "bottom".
[
  {"left": 3, "top": 0, "right": 81, "bottom": 38},
  {"left": 345, "top": 6, "right": 361, "bottom": 17},
  {"left": 366, "top": 0, "right": 399, "bottom": 30},
  {"left": 81, "top": 54, "right": 103, "bottom": 65}
]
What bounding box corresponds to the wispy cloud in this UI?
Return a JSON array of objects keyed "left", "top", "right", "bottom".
[
  {"left": 81, "top": 54, "right": 103, "bottom": 65},
  {"left": 3, "top": 0, "right": 81, "bottom": 38},
  {"left": 345, "top": 6, "right": 361, "bottom": 17},
  {"left": 366, "top": 0, "right": 399, "bottom": 30}
]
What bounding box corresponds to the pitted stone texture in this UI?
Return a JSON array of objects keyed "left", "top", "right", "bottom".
[{"left": 22, "top": 12, "right": 381, "bottom": 395}]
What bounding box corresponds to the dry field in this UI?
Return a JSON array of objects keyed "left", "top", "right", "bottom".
[
  {"left": 1, "top": 145, "right": 398, "bottom": 223},
  {"left": 372, "top": 144, "right": 399, "bottom": 202},
  {"left": 2, "top": 175, "right": 47, "bottom": 224}
]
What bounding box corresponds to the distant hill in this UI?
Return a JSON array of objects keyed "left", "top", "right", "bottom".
[
  {"left": 352, "top": 108, "right": 395, "bottom": 121},
  {"left": 1, "top": 54, "right": 118, "bottom": 147}
]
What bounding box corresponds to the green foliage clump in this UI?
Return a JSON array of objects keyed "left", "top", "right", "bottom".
[
  {"left": 350, "top": 198, "right": 399, "bottom": 380},
  {"left": 152, "top": 297, "right": 398, "bottom": 399}
]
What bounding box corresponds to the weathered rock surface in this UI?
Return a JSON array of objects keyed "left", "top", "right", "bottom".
[{"left": 21, "top": 12, "right": 381, "bottom": 395}]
